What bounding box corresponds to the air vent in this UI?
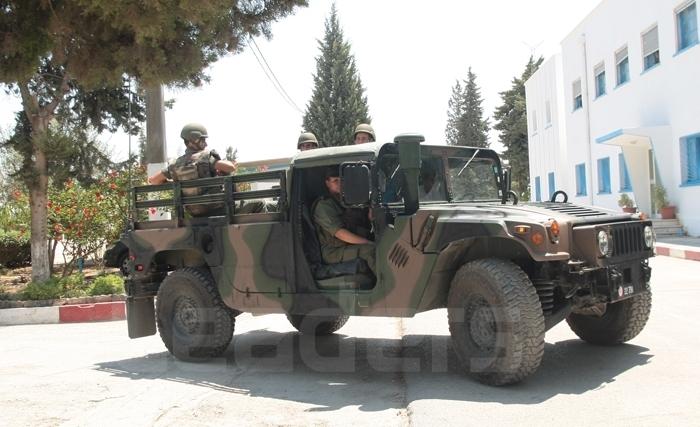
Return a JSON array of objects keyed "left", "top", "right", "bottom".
[
  {"left": 531, "top": 202, "right": 609, "bottom": 218},
  {"left": 389, "top": 243, "right": 410, "bottom": 268}
]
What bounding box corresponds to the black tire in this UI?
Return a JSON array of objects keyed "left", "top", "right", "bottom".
[
  {"left": 286, "top": 313, "right": 349, "bottom": 336},
  {"left": 447, "top": 258, "right": 545, "bottom": 386},
  {"left": 117, "top": 251, "right": 129, "bottom": 276},
  {"left": 156, "top": 268, "right": 235, "bottom": 361},
  {"left": 566, "top": 283, "right": 652, "bottom": 345}
]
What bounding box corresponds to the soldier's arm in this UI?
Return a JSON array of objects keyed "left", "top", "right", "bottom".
[
  {"left": 147, "top": 171, "right": 168, "bottom": 185},
  {"left": 209, "top": 150, "right": 237, "bottom": 174},
  {"left": 214, "top": 159, "right": 237, "bottom": 174},
  {"left": 334, "top": 228, "right": 372, "bottom": 245}
]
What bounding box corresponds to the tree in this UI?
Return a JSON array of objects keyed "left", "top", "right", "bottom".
[
  {"left": 302, "top": 3, "right": 370, "bottom": 147},
  {"left": 225, "top": 146, "right": 238, "bottom": 162},
  {"left": 493, "top": 56, "right": 544, "bottom": 199},
  {"left": 0, "top": 0, "right": 307, "bottom": 282},
  {"left": 445, "top": 67, "right": 490, "bottom": 147}
]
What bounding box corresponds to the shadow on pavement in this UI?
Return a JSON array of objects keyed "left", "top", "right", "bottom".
[{"left": 95, "top": 330, "right": 652, "bottom": 411}]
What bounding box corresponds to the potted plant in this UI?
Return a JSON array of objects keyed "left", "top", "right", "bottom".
[
  {"left": 617, "top": 193, "right": 636, "bottom": 213},
  {"left": 652, "top": 184, "right": 676, "bottom": 219}
]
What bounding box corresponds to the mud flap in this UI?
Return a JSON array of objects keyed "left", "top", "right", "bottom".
[{"left": 126, "top": 297, "right": 156, "bottom": 338}]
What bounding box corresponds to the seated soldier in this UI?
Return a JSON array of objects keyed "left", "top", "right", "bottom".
[
  {"left": 313, "top": 166, "right": 376, "bottom": 276},
  {"left": 148, "top": 123, "right": 237, "bottom": 217}
]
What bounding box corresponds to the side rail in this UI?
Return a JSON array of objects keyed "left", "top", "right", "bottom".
[{"left": 130, "top": 170, "right": 287, "bottom": 229}]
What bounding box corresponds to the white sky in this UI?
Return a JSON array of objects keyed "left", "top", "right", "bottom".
[{"left": 0, "top": 0, "right": 601, "bottom": 164}]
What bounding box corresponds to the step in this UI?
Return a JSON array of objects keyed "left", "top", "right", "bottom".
[{"left": 654, "top": 228, "right": 686, "bottom": 237}]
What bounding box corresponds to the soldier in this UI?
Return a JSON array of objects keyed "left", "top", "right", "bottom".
[
  {"left": 147, "top": 123, "right": 237, "bottom": 216},
  {"left": 298, "top": 132, "right": 319, "bottom": 151},
  {"left": 313, "top": 166, "right": 376, "bottom": 275},
  {"left": 353, "top": 123, "right": 376, "bottom": 144}
]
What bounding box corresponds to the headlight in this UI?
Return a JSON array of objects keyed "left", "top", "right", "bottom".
[
  {"left": 644, "top": 225, "right": 654, "bottom": 248},
  {"left": 597, "top": 230, "right": 611, "bottom": 256}
]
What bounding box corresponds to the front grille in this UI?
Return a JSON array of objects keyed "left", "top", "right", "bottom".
[{"left": 612, "top": 223, "right": 645, "bottom": 257}]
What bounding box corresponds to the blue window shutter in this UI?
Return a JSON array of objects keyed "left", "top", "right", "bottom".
[
  {"left": 619, "top": 153, "right": 632, "bottom": 190},
  {"left": 688, "top": 136, "right": 700, "bottom": 182},
  {"left": 548, "top": 172, "right": 555, "bottom": 197},
  {"left": 576, "top": 163, "right": 587, "bottom": 196},
  {"left": 597, "top": 158, "right": 611, "bottom": 193},
  {"left": 679, "top": 2, "right": 698, "bottom": 50},
  {"left": 535, "top": 176, "right": 541, "bottom": 202}
]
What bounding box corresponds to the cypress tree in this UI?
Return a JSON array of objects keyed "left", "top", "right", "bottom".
[
  {"left": 493, "top": 56, "right": 544, "bottom": 199},
  {"left": 445, "top": 67, "right": 490, "bottom": 147},
  {"left": 302, "top": 4, "right": 370, "bottom": 147}
]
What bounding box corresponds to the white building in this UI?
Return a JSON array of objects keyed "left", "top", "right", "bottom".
[{"left": 526, "top": 0, "right": 700, "bottom": 236}]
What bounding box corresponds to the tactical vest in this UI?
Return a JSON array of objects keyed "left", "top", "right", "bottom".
[{"left": 167, "top": 149, "right": 223, "bottom": 216}]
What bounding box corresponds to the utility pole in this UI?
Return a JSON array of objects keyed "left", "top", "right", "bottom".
[{"left": 145, "top": 85, "right": 170, "bottom": 220}]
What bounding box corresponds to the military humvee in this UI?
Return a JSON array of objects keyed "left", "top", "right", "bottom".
[{"left": 123, "top": 135, "right": 653, "bottom": 385}]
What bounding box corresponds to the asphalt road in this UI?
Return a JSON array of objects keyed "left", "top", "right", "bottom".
[{"left": 1, "top": 256, "right": 698, "bottom": 426}]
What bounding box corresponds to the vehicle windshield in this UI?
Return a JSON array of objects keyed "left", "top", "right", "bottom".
[{"left": 447, "top": 156, "right": 501, "bottom": 202}]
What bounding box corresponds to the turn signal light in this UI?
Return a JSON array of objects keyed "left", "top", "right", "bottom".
[
  {"left": 514, "top": 225, "right": 531, "bottom": 235},
  {"left": 135, "top": 264, "right": 144, "bottom": 272},
  {"left": 531, "top": 232, "right": 545, "bottom": 246}
]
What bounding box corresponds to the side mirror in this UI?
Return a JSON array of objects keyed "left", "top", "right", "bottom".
[
  {"left": 340, "top": 162, "right": 371, "bottom": 206},
  {"left": 395, "top": 133, "right": 424, "bottom": 215}
]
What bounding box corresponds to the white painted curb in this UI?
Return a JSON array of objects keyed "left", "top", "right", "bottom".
[{"left": 0, "top": 306, "right": 59, "bottom": 326}]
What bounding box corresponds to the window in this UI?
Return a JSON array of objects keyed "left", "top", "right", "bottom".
[
  {"left": 681, "top": 134, "right": 700, "bottom": 184},
  {"left": 642, "top": 26, "right": 660, "bottom": 70},
  {"left": 619, "top": 153, "right": 632, "bottom": 191},
  {"left": 548, "top": 172, "right": 555, "bottom": 198},
  {"left": 575, "top": 163, "right": 587, "bottom": 196},
  {"left": 594, "top": 63, "right": 606, "bottom": 97},
  {"left": 545, "top": 100, "right": 552, "bottom": 126},
  {"left": 572, "top": 79, "right": 583, "bottom": 110},
  {"left": 677, "top": 1, "right": 698, "bottom": 51},
  {"left": 615, "top": 46, "right": 630, "bottom": 85},
  {"left": 597, "top": 157, "right": 611, "bottom": 194},
  {"left": 535, "top": 176, "right": 541, "bottom": 202},
  {"left": 531, "top": 111, "right": 537, "bottom": 133}
]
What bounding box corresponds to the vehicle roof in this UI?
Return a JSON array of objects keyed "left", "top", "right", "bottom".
[
  {"left": 292, "top": 142, "right": 385, "bottom": 167},
  {"left": 290, "top": 141, "right": 501, "bottom": 169}
]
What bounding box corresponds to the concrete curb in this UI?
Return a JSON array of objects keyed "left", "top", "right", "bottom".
[
  {"left": 655, "top": 243, "right": 700, "bottom": 262},
  {"left": 0, "top": 301, "right": 125, "bottom": 326}
]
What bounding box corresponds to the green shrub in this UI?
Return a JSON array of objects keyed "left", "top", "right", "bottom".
[
  {"left": 22, "top": 278, "right": 63, "bottom": 300},
  {"left": 89, "top": 274, "right": 124, "bottom": 296},
  {"left": 60, "top": 273, "right": 89, "bottom": 298},
  {"left": 0, "top": 231, "right": 31, "bottom": 268}
]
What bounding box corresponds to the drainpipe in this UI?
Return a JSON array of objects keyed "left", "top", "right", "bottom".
[{"left": 581, "top": 33, "right": 594, "bottom": 205}]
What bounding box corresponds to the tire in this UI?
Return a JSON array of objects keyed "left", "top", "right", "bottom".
[
  {"left": 566, "top": 282, "right": 652, "bottom": 345},
  {"left": 286, "top": 313, "right": 349, "bottom": 336},
  {"left": 156, "top": 268, "right": 235, "bottom": 361},
  {"left": 117, "top": 251, "right": 129, "bottom": 276},
  {"left": 447, "top": 258, "right": 545, "bottom": 386}
]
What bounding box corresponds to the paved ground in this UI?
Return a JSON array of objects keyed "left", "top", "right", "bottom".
[{"left": 1, "top": 256, "right": 698, "bottom": 426}]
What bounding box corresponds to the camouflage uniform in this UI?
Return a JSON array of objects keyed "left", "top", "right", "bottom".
[
  {"left": 162, "top": 148, "right": 225, "bottom": 217},
  {"left": 313, "top": 196, "right": 376, "bottom": 275}
]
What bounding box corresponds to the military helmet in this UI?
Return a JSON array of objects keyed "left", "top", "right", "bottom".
[
  {"left": 180, "top": 123, "right": 208, "bottom": 143},
  {"left": 354, "top": 123, "right": 375, "bottom": 142},
  {"left": 297, "top": 132, "right": 319, "bottom": 148}
]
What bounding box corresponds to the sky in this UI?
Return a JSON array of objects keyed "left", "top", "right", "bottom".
[{"left": 0, "top": 0, "right": 602, "bottom": 165}]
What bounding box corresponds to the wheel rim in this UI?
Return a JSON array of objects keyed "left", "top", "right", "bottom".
[
  {"left": 174, "top": 296, "right": 200, "bottom": 335},
  {"left": 466, "top": 296, "right": 497, "bottom": 352}
]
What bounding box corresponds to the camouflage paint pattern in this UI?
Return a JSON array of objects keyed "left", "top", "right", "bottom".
[{"left": 124, "top": 141, "right": 653, "bottom": 333}]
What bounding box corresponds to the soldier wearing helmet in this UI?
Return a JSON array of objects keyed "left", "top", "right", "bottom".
[
  {"left": 147, "top": 123, "right": 237, "bottom": 216},
  {"left": 297, "top": 131, "right": 319, "bottom": 151},
  {"left": 353, "top": 123, "right": 375, "bottom": 144}
]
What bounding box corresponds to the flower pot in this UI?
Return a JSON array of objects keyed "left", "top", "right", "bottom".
[
  {"left": 660, "top": 206, "right": 676, "bottom": 219},
  {"left": 622, "top": 207, "right": 637, "bottom": 214}
]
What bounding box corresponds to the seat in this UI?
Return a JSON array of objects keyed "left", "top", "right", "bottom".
[{"left": 301, "top": 202, "right": 373, "bottom": 288}]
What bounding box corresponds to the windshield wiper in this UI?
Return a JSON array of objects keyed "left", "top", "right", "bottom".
[{"left": 457, "top": 149, "right": 480, "bottom": 177}]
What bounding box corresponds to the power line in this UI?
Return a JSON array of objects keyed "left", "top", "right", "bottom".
[{"left": 248, "top": 36, "right": 304, "bottom": 114}]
